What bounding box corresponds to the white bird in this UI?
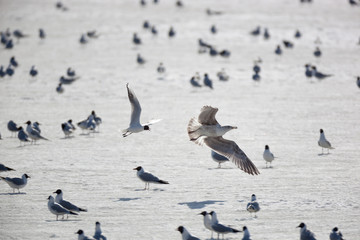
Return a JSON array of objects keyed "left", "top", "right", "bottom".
[
  {"left": 209, "top": 211, "right": 241, "bottom": 239},
  {"left": 122, "top": 83, "right": 161, "bottom": 137},
  {"left": 53, "top": 189, "right": 87, "bottom": 213},
  {"left": 187, "top": 106, "right": 259, "bottom": 175},
  {"left": 25, "top": 121, "right": 48, "bottom": 143},
  {"left": 47, "top": 195, "right": 78, "bottom": 220},
  {"left": 297, "top": 223, "right": 317, "bottom": 240},
  {"left": 177, "top": 226, "right": 200, "bottom": 240},
  {"left": 0, "top": 163, "right": 15, "bottom": 172},
  {"left": 329, "top": 227, "right": 344, "bottom": 240},
  {"left": 93, "top": 221, "right": 107, "bottom": 240},
  {"left": 246, "top": 194, "right": 260, "bottom": 217},
  {"left": 0, "top": 173, "right": 30, "bottom": 193},
  {"left": 133, "top": 166, "right": 169, "bottom": 190},
  {"left": 76, "top": 229, "right": 93, "bottom": 240},
  {"left": 263, "top": 145, "right": 275, "bottom": 168},
  {"left": 242, "top": 226, "right": 251, "bottom": 240},
  {"left": 318, "top": 129, "right": 334, "bottom": 154},
  {"left": 200, "top": 211, "right": 214, "bottom": 238}
]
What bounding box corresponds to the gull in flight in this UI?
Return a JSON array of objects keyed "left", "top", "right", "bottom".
[
  {"left": 133, "top": 166, "right": 169, "bottom": 190},
  {"left": 177, "top": 226, "right": 200, "bottom": 240},
  {"left": 0, "top": 173, "right": 30, "bottom": 193},
  {"left": 122, "top": 84, "right": 161, "bottom": 137},
  {"left": 187, "top": 106, "right": 260, "bottom": 175},
  {"left": 47, "top": 195, "right": 78, "bottom": 220},
  {"left": 318, "top": 129, "right": 334, "bottom": 154}
]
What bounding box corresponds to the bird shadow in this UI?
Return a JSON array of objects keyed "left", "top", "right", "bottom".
[
  {"left": 207, "top": 167, "right": 233, "bottom": 171},
  {"left": 178, "top": 200, "right": 226, "bottom": 209},
  {"left": 45, "top": 219, "right": 81, "bottom": 222},
  {"left": 115, "top": 197, "right": 141, "bottom": 202},
  {"left": 318, "top": 153, "right": 331, "bottom": 156},
  {"left": 134, "top": 188, "right": 165, "bottom": 192},
  {"left": 0, "top": 192, "right": 26, "bottom": 195},
  {"left": 59, "top": 136, "right": 75, "bottom": 140}
]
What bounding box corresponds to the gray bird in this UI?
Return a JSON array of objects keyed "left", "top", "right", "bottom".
[
  {"left": 47, "top": 195, "right": 78, "bottom": 220},
  {"left": 211, "top": 150, "right": 229, "bottom": 168},
  {"left": 329, "top": 227, "right": 344, "bottom": 240},
  {"left": 242, "top": 226, "right": 251, "bottom": 240},
  {"left": 25, "top": 121, "right": 48, "bottom": 143},
  {"left": 246, "top": 194, "right": 260, "bottom": 217},
  {"left": 53, "top": 189, "right": 87, "bottom": 213},
  {"left": 318, "top": 129, "right": 334, "bottom": 154},
  {"left": 297, "top": 223, "right": 317, "bottom": 240},
  {"left": 93, "top": 221, "right": 107, "bottom": 240},
  {"left": 210, "top": 211, "right": 241, "bottom": 240},
  {"left": 7, "top": 120, "right": 21, "bottom": 137},
  {"left": 76, "top": 229, "right": 93, "bottom": 240},
  {"left": 133, "top": 166, "right": 169, "bottom": 190},
  {"left": 17, "top": 126, "right": 30, "bottom": 146},
  {"left": 0, "top": 173, "right": 30, "bottom": 193}
]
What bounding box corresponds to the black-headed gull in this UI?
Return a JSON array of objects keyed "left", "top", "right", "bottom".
[
  {"left": 297, "top": 223, "right": 317, "bottom": 240},
  {"left": 53, "top": 189, "right": 87, "bottom": 213},
  {"left": 177, "top": 226, "right": 200, "bottom": 240},
  {"left": 0, "top": 173, "right": 30, "bottom": 193},
  {"left": 47, "top": 195, "right": 78, "bottom": 220},
  {"left": 246, "top": 194, "right": 260, "bottom": 217},
  {"left": 209, "top": 211, "right": 241, "bottom": 239},
  {"left": 318, "top": 129, "right": 334, "bottom": 154},
  {"left": 93, "top": 221, "right": 107, "bottom": 240},
  {"left": 133, "top": 166, "right": 168, "bottom": 190},
  {"left": 263, "top": 145, "right": 275, "bottom": 168}
]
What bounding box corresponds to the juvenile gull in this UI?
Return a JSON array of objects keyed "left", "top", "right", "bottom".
[
  {"left": 318, "top": 129, "right": 334, "bottom": 154},
  {"left": 0, "top": 173, "right": 30, "bottom": 193},
  {"left": 177, "top": 226, "right": 200, "bottom": 240},
  {"left": 297, "top": 223, "right": 317, "bottom": 240},
  {"left": 133, "top": 166, "right": 169, "bottom": 190},
  {"left": 47, "top": 195, "right": 78, "bottom": 220},
  {"left": 187, "top": 106, "right": 260, "bottom": 175}
]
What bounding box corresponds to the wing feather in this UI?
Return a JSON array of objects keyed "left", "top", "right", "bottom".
[
  {"left": 127, "top": 84, "right": 142, "bottom": 126},
  {"left": 198, "top": 106, "right": 218, "bottom": 125}
]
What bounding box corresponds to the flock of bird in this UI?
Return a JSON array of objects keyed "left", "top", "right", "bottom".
[{"left": 0, "top": 0, "right": 358, "bottom": 239}]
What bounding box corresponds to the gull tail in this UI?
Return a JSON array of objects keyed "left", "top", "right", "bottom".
[
  {"left": 0, "top": 176, "right": 5, "bottom": 180},
  {"left": 232, "top": 228, "right": 241, "bottom": 233},
  {"left": 69, "top": 211, "right": 78, "bottom": 215},
  {"left": 78, "top": 207, "right": 87, "bottom": 212},
  {"left": 6, "top": 167, "right": 15, "bottom": 171},
  {"left": 158, "top": 180, "right": 169, "bottom": 184},
  {"left": 40, "top": 136, "right": 49, "bottom": 141},
  {"left": 187, "top": 117, "right": 202, "bottom": 142}
]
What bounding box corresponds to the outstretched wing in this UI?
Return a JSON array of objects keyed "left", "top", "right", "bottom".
[
  {"left": 198, "top": 106, "right": 218, "bottom": 125},
  {"left": 126, "top": 83, "right": 142, "bottom": 127},
  {"left": 143, "top": 118, "right": 162, "bottom": 126},
  {"left": 204, "top": 137, "right": 260, "bottom": 175}
]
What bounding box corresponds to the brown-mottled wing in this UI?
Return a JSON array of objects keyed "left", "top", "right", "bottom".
[
  {"left": 203, "top": 137, "right": 260, "bottom": 175},
  {"left": 198, "top": 106, "right": 218, "bottom": 125}
]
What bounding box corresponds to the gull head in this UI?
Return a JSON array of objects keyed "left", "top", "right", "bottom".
[
  {"left": 320, "top": 129, "right": 324, "bottom": 133},
  {"left": 332, "top": 227, "right": 338, "bottom": 232},
  {"left": 76, "top": 230, "right": 84, "bottom": 235},
  {"left": 25, "top": 120, "right": 31, "bottom": 125},
  {"left": 297, "top": 222, "right": 305, "bottom": 228},
  {"left": 199, "top": 211, "right": 207, "bottom": 216},
  {"left": 24, "top": 174, "right": 31, "bottom": 179},
  {"left": 133, "top": 166, "right": 142, "bottom": 171},
  {"left": 265, "top": 145, "right": 269, "bottom": 150},
  {"left": 177, "top": 226, "right": 184, "bottom": 233},
  {"left": 53, "top": 189, "right": 62, "bottom": 194}
]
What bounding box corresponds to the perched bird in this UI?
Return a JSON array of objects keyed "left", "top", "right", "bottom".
[
  {"left": 60, "top": 76, "right": 80, "bottom": 84},
  {"left": 79, "top": 34, "right": 88, "bottom": 44},
  {"left": 217, "top": 68, "right": 229, "bottom": 81},
  {"left": 7, "top": 120, "right": 21, "bottom": 137},
  {"left": 5, "top": 39, "right": 13, "bottom": 49},
  {"left": 356, "top": 76, "right": 360, "bottom": 88},
  {"left": 263, "top": 28, "right": 270, "bottom": 40},
  {"left": 305, "top": 64, "right": 313, "bottom": 79},
  {"left": 133, "top": 166, "right": 169, "bottom": 190},
  {"left": 0, "top": 163, "right": 15, "bottom": 172},
  {"left": 61, "top": 123, "right": 73, "bottom": 138},
  {"left": 275, "top": 45, "right": 282, "bottom": 55},
  {"left": 76, "top": 230, "right": 92, "bottom": 240},
  {"left": 39, "top": 28, "right": 46, "bottom": 39},
  {"left": 252, "top": 72, "right": 261, "bottom": 81},
  {"left": 133, "top": 33, "right": 141, "bottom": 45},
  {"left": 122, "top": 83, "right": 161, "bottom": 137},
  {"left": 283, "top": 40, "right": 294, "bottom": 48},
  {"left": 250, "top": 26, "right": 261, "bottom": 36},
  {"left": 25, "top": 120, "right": 48, "bottom": 143},
  {"left": 47, "top": 195, "right": 78, "bottom": 220},
  {"left": 67, "top": 67, "right": 76, "bottom": 77},
  {"left": 209, "top": 211, "right": 241, "bottom": 239},
  {"left": 329, "top": 227, "right": 344, "bottom": 240},
  {"left": 157, "top": 62, "right": 165, "bottom": 73},
  {"left": 77, "top": 113, "right": 96, "bottom": 133},
  {"left": 318, "top": 129, "right": 334, "bottom": 154},
  {"left": 53, "top": 189, "right": 87, "bottom": 213},
  {"left": 199, "top": 211, "right": 214, "bottom": 238},
  {"left": 187, "top": 106, "right": 260, "bottom": 175},
  {"left": 295, "top": 30, "right": 302, "bottom": 38},
  {"left": 151, "top": 26, "right": 158, "bottom": 35},
  {"left": 168, "top": 26, "right": 175, "bottom": 38},
  {"left": 143, "top": 20, "right": 150, "bottom": 29},
  {"left": 29, "top": 66, "right": 38, "bottom": 77},
  {"left": 219, "top": 49, "right": 230, "bottom": 57},
  {"left": 1, "top": 32, "right": 7, "bottom": 45},
  {"left": 177, "top": 226, "right": 200, "bottom": 240},
  {"left": 0, "top": 66, "right": 6, "bottom": 77},
  {"left": 242, "top": 226, "right": 251, "bottom": 240},
  {"left": 211, "top": 150, "right": 229, "bottom": 168},
  {"left": 87, "top": 30, "right": 99, "bottom": 38},
  {"left": 210, "top": 25, "right": 217, "bottom": 34},
  {"left": 6, "top": 64, "right": 14, "bottom": 76},
  {"left": 137, "top": 54, "right": 145, "bottom": 64},
  {"left": 32, "top": 121, "right": 41, "bottom": 133},
  {"left": 190, "top": 76, "right": 201, "bottom": 87},
  {"left": 247, "top": 194, "right": 260, "bottom": 217},
  {"left": 311, "top": 66, "right": 333, "bottom": 80},
  {"left": 17, "top": 126, "right": 30, "bottom": 145},
  {"left": 314, "top": 47, "right": 321, "bottom": 57},
  {"left": 0, "top": 174, "right": 30, "bottom": 193},
  {"left": 10, "top": 56, "right": 18, "bottom": 67},
  {"left": 66, "top": 119, "right": 76, "bottom": 130},
  {"left": 93, "top": 221, "right": 107, "bottom": 240},
  {"left": 297, "top": 223, "right": 317, "bottom": 240},
  {"left": 203, "top": 73, "right": 213, "bottom": 89},
  {"left": 263, "top": 145, "right": 275, "bottom": 167},
  {"left": 56, "top": 83, "right": 64, "bottom": 93}
]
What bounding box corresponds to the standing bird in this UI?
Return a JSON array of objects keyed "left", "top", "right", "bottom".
[
  {"left": 210, "top": 25, "right": 217, "bottom": 34},
  {"left": 168, "top": 26, "right": 176, "bottom": 38},
  {"left": 0, "top": 66, "right": 6, "bottom": 77},
  {"left": 314, "top": 47, "right": 321, "bottom": 57},
  {"left": 39, "top": 28, "right": 46, "bottom": 39},
  {"left": 61, "top": 123, "right": 73, "bottom": 138},
  {"left": 143, "top": 20, "right": 150, "bottom": 29},
  {"left": 60, "top": 76, "right": 80, "bottom": 84},
  {"left": 211, "top": 150, "right": 229, "bottom": 168},
  {"left": 29, "top": 66, "right": 38, "bottom": 77},
  {"left": 252, "top": 72, "right": 261, "bottom": 81},
  {"left": 246, "top": 194, "right": 260, "bottom": 217},
  {"left": 10, "top": 56, "right": 18, "bottom": 67},
  {"left": 356, "top": 76, "right": 360, "bottom": 88},
  {"left": 242, "top": 226, "right": 251, "bottom": 240},
  {"left": 133, "top": 33, "right": 141, "bottom": 45},
  {"left": 0, "top": 174, "right": 30, "bottom": 193},
  {"left": 137, "top": 54, "right": 145, "bottom": 64},
  {"left": 17, "top": 126, "right": 30, "bottom": 145},
  {"left": 122, "top": 84, "right": 161, "bottom": 137},
  {"left": 190, "top": 76, "right": 201, "bottom": 87},
  {"left": 79, "top": 34, "right": 88, "bottom": 44},
  {"left": 199, "top": 211, "right": 214, "bottom": 238},
  {"left": 263, "top": 145, "right": 275, "bottom": 167},
  {"left": 25, "top": 121, "right": 48, "bottom": 143},
  {"left": 250, "top": 26, "right": 261, "bottom": 36},
  {"left": 67, "top": 67, "right": 76, "bottom": 77},
  {"left": 318, "top": 129, "right": 334, "bottom": 154},
  {"left": 53, "top": 189, "right": 87, "bottom": 214},
  {"left": 76, "top": 230, "right": 92, "bottom": 240},
  {"left": 203, "top": 73, "right": 213, "bottom": 89},
  {"left": 263, "top": 28, "right": 270, "bottom": 40},
  {"left": 187, "top": 106, "right": 260, "bottom": 175},
  {"left": 311, "top": 66, "right": 333, "bottom": 80},
  {"left": 297, "top": 223, "right": 317, "bottom": 240},
  {"left": 56, "top": 83, "right": 64, "bottom": 93},
  {"left": 5, "top": 39, "right": 13, "bottom": 49},
  {"left": 32, "top": 121, "right": 41, "bottom": 133},
  {"left": 177, "top": 226, "right": 200, "bottom": 240},
  {"left": 209, "top": 211, "right": 241, "bottom": 239},
  {"left": 219, "top": 49, "right": 230, "bottom": 57},
  {"left": 157, "top": 62, "right": 165, "bottom": 73},
  {"left": 0, "top": 163, "right": 15, "bottom": 172},
  {"left": 93, "top": 221, "right": 107, "bottom": 240},
  {"left": 283, "top": 40, "right": 294, "bottom": 48},
  {"left": 329, "top": 227, "right": 344, "bottom": 240},
  {"left": 6, "top": 64, "right": 14, "bottom": 76},
  {"left": 151, "top": 26, "right": 158, "bottom": 35},
  {"left": 7, "top": 120, "right": 21, "bottom": 137},
  {"left": 133, "top": 166, "right": 169, "bottom": 190},
  {"left": 47, "top": 195, "right": 78, "bottom": 220},
  {"left": 295, "top": 30, "right": 302, "bottom": 38},
  {"left": 305, "top": 64, "right": 313, "bottom": 79},
  {"left": 275, "top": 45, "right": 282, "bottom": 55}
]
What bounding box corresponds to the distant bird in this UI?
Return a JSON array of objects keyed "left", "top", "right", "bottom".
[
  {"left": 157, "top": 62, "right": 165, "bottom": 73},
  {"left": 250, "top": 26, "right": 261, "bottom": 36},
  {"left": 263, "top": 145, "right": 275, "bottom": 167},
  {"left": 283, "top": 40, "right": 294, "bottom": 48},
  {"left": 176, "top": 0, "right": 183, "bottom": 7},
  {"left": 56, "top": 83, "right": 64, "bottom": 93},
  {"left": 48, "top": 195, "right": 78, "bottom": 220},
  {"left": 305, "top": 64, "right": 313, "bottom": 79},
  {"left": 318, "top": 129, "right": 334, "bottom": 154},
  {"left": 93, "top": 112, "right": 102, "bottom": 130},
  {"left": 206, "top": 8, "right": 223, "bottom": 15},
  {"left": 54, "top": 189, "right": 87, "bottom": 214},
  {"left": 13, "top": 30, "right": 28, "bottom": 41},
  {"left": 137, "top": 54, "right": 145, "bottom": 64},
  {"left": 30, "top": 66, "right": 38, "bottom": 77},
  {"left": 143, "top": 20, "right": 150, "bottom": 29},
  {"left": 61, "top": 123, "right": 73, "bottom": 137},
  {"left": 17, "top": 127, "right": 30, "bottom": 145},
  {"left": 275, "top": 45, "right": 282, "bottom": 55},
  {"left": 0, "top": 66, "right": 5, "bottom": 77},
  {"left": 93, "top": 222, "right": 107, "bottom": 240},
  {"left": 349, "top": 0, "right": 358, "bottom": 6},
  {"left": 209, "top": 211, "right": 241, "bottom": 239},
  {"left": 311, "top": 66, "right": 333, "bottom": 80},
  {"left": 55, "top": 1, "right": 63, "bottom": 9},
  {"left": 168, "top": 26, "right": 176, "bottom": 38},
  {"left": 66, "top": 119, "right": 76, "bottom": 130},
  {"left": 10, "top": 56, "right": 18, "bottom": 67},
  {"left": 219, "top": 49, "right": 230, "bottom": 57},
  {"left": 356, "top": 76, "right": 360, "bottom": 88},
  {"left": 190, "top": 76, "right": 201, "bottom": 87},
  {"left": 198, "top": 38, "right": 212, "bottom": 49},
  {"left": 6, "top": 64, "right": 14, "bottom": 76},
  {"left": 297, "top": 223, "right": 317, "bottom": 240},
  {"left": 264, "top": 28, "right": 270, "bottom": 40},
  {"left": 25, "top": 120, "right": 48, "bottom": 143},
  {"left": 7, "top": 120, "right": 21, "bottom": 137},
  {"left": 242, "top": 226, "right": 251, "bottom": 240},
  {"left": 329, "top": 227, "right": 344, "bottom": 240},
  {"left": 295, "top": 30, "right": 302, "bottom": 38},
  {"left": 187, "top": 106, "right": 260, "bottom": 175},
  {"left": 199, "top": 211, "right": 214, "bottom": 238},
  {"left": 67, "top": 67, "right": 76, "bottom": 77},
  {"left": 314, "top": 47, "right": 321, "bottom": 57},
  {"left": 210, "top": 25, "right": 217, "bottom": 34},
  {"left": 122, "top": 84, "right": 161, "bottom": 137},
  {"left": 87, "top": 30, "right": 99, "bottom": 38},
  {"left": 0, "top": 174, "right": 30, "bottom": 193},
  {"left": 203, "top": 73, "right": 213, "bottom": 89},
  {"left": 314, "top": 37, "right": 322, "bottom": 45},
  {"left": 1, "top": 32, "right": 7, "bottom": 45},
  {"left": 0, "top": 163, "right": 15, "bottom": 172},
  {"left": 32, "top": 121, "right": 41, "bottom": 133},
  {"left": 79, "top": 34, "right": 88, "bottom": 44},
  {"left": 5, "top": 39, "right": 13, "bottom": 49},
  {"left": 177, "top": 226, "right": 200, "bottom": 240},
  {"left": 151, "top": 26, "right": 158, "bottom": 35},
  {"left": 133, "top": 33, "right": 141, "bottom": 45},
  {"left": 133, "top": 166, "right": 169, "bottom": 190},
  {"left": 211, "top": 150, "right": 229, "bottom": 168},
  {"left": 252, "top": 72, "right": 261, "bottom": 81},
  {"left": 217, "top": 68, "right": 229, "bottom": 81},
  {"left": 140, "top": 0, "right": 146, "bottom": 6},
  {"left": 253, "top": 63, "right": 261, "bottom": 73},
  {"left": 39, "top": 28, "right": 46, "bottom": 39},
  {"left": 209, "top": 47, "right": 218, "bottom": 56},
  {"left": 247, "top": 194, "right": 260, "bottom": 217},
  {"left": 60, "top": 76, "right": 80, "bottom": 84}
]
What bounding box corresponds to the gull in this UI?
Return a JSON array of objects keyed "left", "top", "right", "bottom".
[
  {"left": 297, "top": 223, "right": 317, "bottom": 240},
  {"left": 275, "top": 45, "right": 282, "bottom": 55},
  {"left": 187, "top": 106, "right": 260, "bottom": 175},
  {"left": 6, "top": 64, "right": 14, "bottom": 76},
  {"left": 250, "top": 26, "right": 261, "bottom": 36},
  {"left": 252, "top": 72, "right": 261, "bottom": 81},
  {"left": 283, "top": 40, "right": 294, "bottom": 48},
  {"left": 177, "top": 226, "right": 200, "bottom": 240},
  {"left": 137, "top": 54, "right": 145, "bottom": 64},
  {"left": 253, "top": 62, "right": 261, "bottom": 74},
  {"left": 209, "top": 211, "right": 241, "bottom": 239},
  {"left": 47, "top": 195, "right": 78, "bottom": 220},
  {"left": 10, "top": 56, "right": 18, "bottom": 67},
  {"left": 60, "top": 76, "right": 80, "bottom": 84},
  {"left": 311, "top": 66, "right": 333, "bottom": 80},
  {"left": 133, "top": 166, "right": 169, "bottom": 190},
  {"left": 246, "top": 194, "right": 260, "bottom": 217},
  {"left": 133, "top": 33, "right": 141, "bottom": 45},
  {"left": 168, "top": 26, "right": 175, "bottom": 38},
  {"left": 211, "top": 150, "right": 229, "bottom": 168},
  {"left": 67, "top": 67, "right": 76, "bottom": 77},
  {"left": 87, "top": 30, "right": 99, "bottom": 38},
  {"left": 0, "top": 173, "right": 30, "bottom": 193},
  {"left": 263, "top": 145, "right": 275, "bottom": 168},
  {"left": 203, "top": 73, "right": 213, "bottom": 89},
  {"left": 39, "top": 28, "right": 46, "bottom": 39},
  {"left": 30, "top": 66, "right": 38, "bottom": 77},
  {"left": 53, "top": 189, "right": 87, "bottom": 213},
  {"left": 88, "top": 110, "right": 102, "bottom": 131},
  {"left": 143, "top": 20, "right": 150, "bottom": 29},
  {"left": 157, "top": 62, "right": 165, "bottom": 73},
  {"left": 76, "top": 230, "right": 93, "bottom": 240},
  {"left": 356, "top": 76, "right": 360, "bottom": 88},
  {"left": 32, "top": 121, "right": 41, "bottom": 133},
  {"left": 199, "top": 211, "right": 214, "bottom": 238},
  {"left": 219, "top": 49, "right": 230, "bottom": 57},
  {"left": 18, "top": 126, "right": 30, "bottom": 145},
  {"left": 66, "top": 119, "right": 76, "bottom": 130},
  {"left": 330, "top": 227, "right": 344, "bottom": 240},
  {"left": 295, "top": 30, "right": 302, "bottom": 38},
  {"left": 122, "top": 83, "right": 161, "bottom": 137},
  {"left": 25, "top": 121, "right": 48, "bottom": 143},
  {"left": 80, "top": 34, "right": 88, "bottom": 44},
  {"left": 5, "top": 39, "right": 13, "bottom": 49},
  {"left": 0, "top": 163, "right": 15, "bottom": 172},
  {"left": 13, "top": 30, "right": 28, "bottom": 41},
  {"left": 0, "top": 65, "right": 6, "bottom": 77},
  {"left": 211, "top": 25, "right": 217, "bottom": 34},
  {"left": 318, "top": 129, "right": 334, "bottom": 154},
  {"left": 93, "top": 221, "right": 107, "bottom": 240},
  {"left": 56, "top": 83, "right": 64, "bottom": 93},
  {"left": 314, "top": 47, "right": 321, "bottom": 57},
  {"left": 7, "top": 120, "right": 21, "bottom": 137},
  {"left": 217, "top": 69, "right": 229, "bottom": 81},
  {"left": 242, "top": 226, "right": 251, "bottom": 240},
  {"left": 190, "top": 76, "right": 202, "bottom": 87},
  {"left": 305, "top": 64, "right": 313, "bottom": 79},
  {"left": 264, "top": 28, "right": 270, "bottom": 40},
  {"left": 209, "top": 47, "right": 218, "bottom": 56},
  {"left": 151, "top": 26, "right": 158, "bottom": 35},
  {"left": 62, "top": 123, "right": 74, "bottom": 138}
]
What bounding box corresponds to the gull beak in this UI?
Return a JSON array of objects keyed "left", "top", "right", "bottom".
[
  {"left": 133, "top": 168, "right": 137, "bottom": 170},
  {"left": 232, "top": 126, "right": 238, "bottom": 129}
]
